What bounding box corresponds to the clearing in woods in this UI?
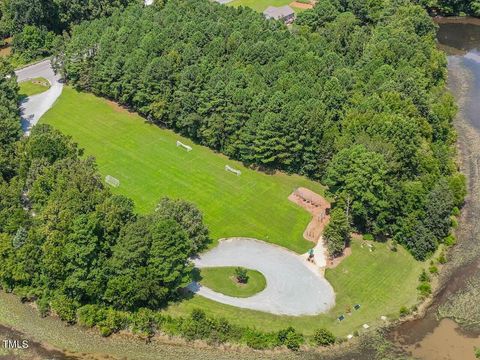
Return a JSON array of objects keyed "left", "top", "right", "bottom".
[
  {"left": 41, "top": 87, "right": 326, "bottom": 253},
  {"left": 40, "top": 87, "right": 423, "bottom": 336}
]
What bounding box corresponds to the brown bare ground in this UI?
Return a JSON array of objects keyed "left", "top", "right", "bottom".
[
  {"left": 326, "top": 247, "right": 352, "bottom": 269},
  {"left": 290, "top": 1, "right": 313, "bottom": 9},
  {"left": 288, "top": 187, "right": 330, "bottom": 243},
  {"left": 105, "top": 99, "right": 135, "bottom": 115},
  {"left": 0, "top": 37, "right": 12, "bottom": 57}
]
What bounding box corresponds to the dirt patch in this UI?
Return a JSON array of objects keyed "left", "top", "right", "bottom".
[
  {"left": 106, "top": 99, "right": 135, "bottom": 115},
  {"left": 290, "top": 1, "right": 313, "bottom": 9},
  {"left": 326, "top": 247, "right": 352, "bottom": 269},
  {"left": 288, "top": 187, "right": 330, "bottom": 243},
  {"left": 0, "top": 37, "right": 12, "bottom": 57}
]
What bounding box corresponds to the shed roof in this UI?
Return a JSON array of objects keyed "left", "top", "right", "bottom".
[{"left": 263, "top": 5, "right": 295, "bottom": 20}]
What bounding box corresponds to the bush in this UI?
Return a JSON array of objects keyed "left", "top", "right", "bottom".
[
  {"left": 419, "top": 269, "right": 430, "bottom": 282},
  {"left": 429, "top": 265, "right": 438, "bottom": 275},
  {"left": 438, "top": 252, "right": 447, "bottom": 264},
  {"left": 417, "top": 282, "right": 432, "bottom": 298},
  {"left": 234, "top": 267, "right": 248, "bottom": 284},
  {"left": 284, "top": 331, "right": 303, "bottom": 351},
  {"left": 444, "top": 235, "right": 456, "bottom": 246},
  {"left": 277, "top": 326, "right": 304, "bottom": 350},
  {"left": 399, "top": 306, "right": 410, "bottom": 317},
  {"left": 363, "top": 234, "right": 374, "bottom": 241},
  {"left": 243, "top": 329, "right": 275, "bottom": 350},
  {"left": 37, "top": 296, "right": 50, "bottom": 317},
  {"left": 313, "top": 328, "right": 335, "bottom": 346},
  {"left": 50, "top": 295, "right": 79, "bottom": 324},
  {"left": 451, "top": 217, "right": 458, "bottom": 228},
  {"left": 78, "top": 305, "right": 104, "bottom": 328},
  {"left": 99, "top": 308, "right": 129, "bottom": 335},
  {"left": 451, "top": 207, "right": 460, "bottom": 216},
  {"left": 100, "top": 326, "right": 113, "bottom": 337},
  {"left": 277, "top": 327, "right": 296, "bottom": 344}
]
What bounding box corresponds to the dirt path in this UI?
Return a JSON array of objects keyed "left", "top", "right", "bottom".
[
  {"left": 290, "top": 2, "right": 313, "bottom": 9},
  {"left": 288, "top": 187, "right": 330, "bottom": 242},
  {"left": 289, "top": 187, "right": 330, "bottom": 267}
]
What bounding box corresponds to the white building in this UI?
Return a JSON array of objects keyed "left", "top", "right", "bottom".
[{"left": 263, "top": 6, "right": 295, "bottom": 23}]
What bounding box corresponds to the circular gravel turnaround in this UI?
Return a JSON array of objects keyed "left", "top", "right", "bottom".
[
  {"left": 188, "top": 238, "right": 335, "bottom": 316},
  {"left": 15, "top": 60, "right": 63, "bottom": 134}
]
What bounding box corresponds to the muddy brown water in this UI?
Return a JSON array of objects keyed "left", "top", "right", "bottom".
[
  {"left": 2, "top": 17, "right": 480, "bottom": 360},
  {"left": 391, "top": 18, "right": 480, "bottom": 360}
]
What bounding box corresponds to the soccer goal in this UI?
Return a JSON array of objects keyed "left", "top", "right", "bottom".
[
  {"left": 225, "top": 165, "right": 241, "bottom": 176},
  {"left": 176, "top": 140, "right": 192, "bottom": 152},
  {"left": 105, "top": 175, "right": 120, "bottom": 188}
]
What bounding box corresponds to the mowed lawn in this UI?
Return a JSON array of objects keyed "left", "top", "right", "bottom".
[
  {"left": 227, "top": 0, "right": 308, "bottom": 13},
  {"left": 41, "top": 87, "right": 326, "bottom": 253},
  {"left": 167, "top": 238, "right": 423, "bottom": 336},
  {"left": 19, "top": 77, "right": 51, "bottom": 98},
  {"left": 200, "top": 267, "right": 267, "bottom": 298},
  {"left": 228, "top": 0, "right": 291, "bottom": 12}
]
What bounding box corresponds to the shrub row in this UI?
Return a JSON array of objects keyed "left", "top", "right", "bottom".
[{"left": 75, "top": 305, "right": 336, "bottom": 351}]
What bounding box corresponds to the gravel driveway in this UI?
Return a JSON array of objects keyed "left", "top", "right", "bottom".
[
  {"left": 189, "top": 238, "right": 335, "bottom": 315},
  {"left": 15, "top": 60, "right": 63, "bottom": 134}
]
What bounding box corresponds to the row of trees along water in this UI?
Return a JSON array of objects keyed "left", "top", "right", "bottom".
[{"left": 415, "top": 0, "right": 480, "bottom": 17}]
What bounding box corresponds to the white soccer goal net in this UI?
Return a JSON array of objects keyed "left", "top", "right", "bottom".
[
  {"left": 225, "top": 165, "right": 241, "bottom": 176},
  {"left": 176, "top": 140, "right": 192, "bottom": 152},
  {"left": 105, "top": 175, "right": 120, "bottom": 187}
]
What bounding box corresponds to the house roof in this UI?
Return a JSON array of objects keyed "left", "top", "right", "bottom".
[{"left": 263, "top": 5, "right": 295, "bottom": 20}]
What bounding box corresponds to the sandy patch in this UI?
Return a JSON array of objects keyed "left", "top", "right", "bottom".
[{"left": 290, "top": 1, "right": 313, "bottom": 9}]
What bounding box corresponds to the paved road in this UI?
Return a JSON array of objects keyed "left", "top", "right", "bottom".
[
  {"left": 188, "top": 238, "right": 335, "bottom": 316},
  {"left": 15, "top": 60, "right": 63, "bottom": 134}
]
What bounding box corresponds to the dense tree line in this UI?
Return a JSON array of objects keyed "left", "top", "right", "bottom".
[
  {"left": 61, "top": 0, "right": 464, "bottom": 260},
  {"left": 0, "top": 0, "right": 141, "bottom": 63},
  {"left": 0, "top": 0, "right": 140, "bottom": 35},
  {"left": 415, "top": 0, "right": 480, "bottom": 16},
  {"left": 0, "top": 62, "right": 211, "bottom": 318}
]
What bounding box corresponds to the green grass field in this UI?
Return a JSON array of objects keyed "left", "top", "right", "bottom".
[
  {"left": 227, "top": 0, "right": 308, "bottom": 13},
  {"left": 41, "top": 88, "right": 423, "bottom": 337},
  {"left": 200, "top": 267, "right": 267, "bottom": 298},
  {"left": 41, "top": 87, "right": 325, "bottom": 253},
  {"left": 167, "top": 238, "right": 423, "bottom": 336},
  {"left": 19, "top": 77, "right": 50, "bottom": 98}
]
